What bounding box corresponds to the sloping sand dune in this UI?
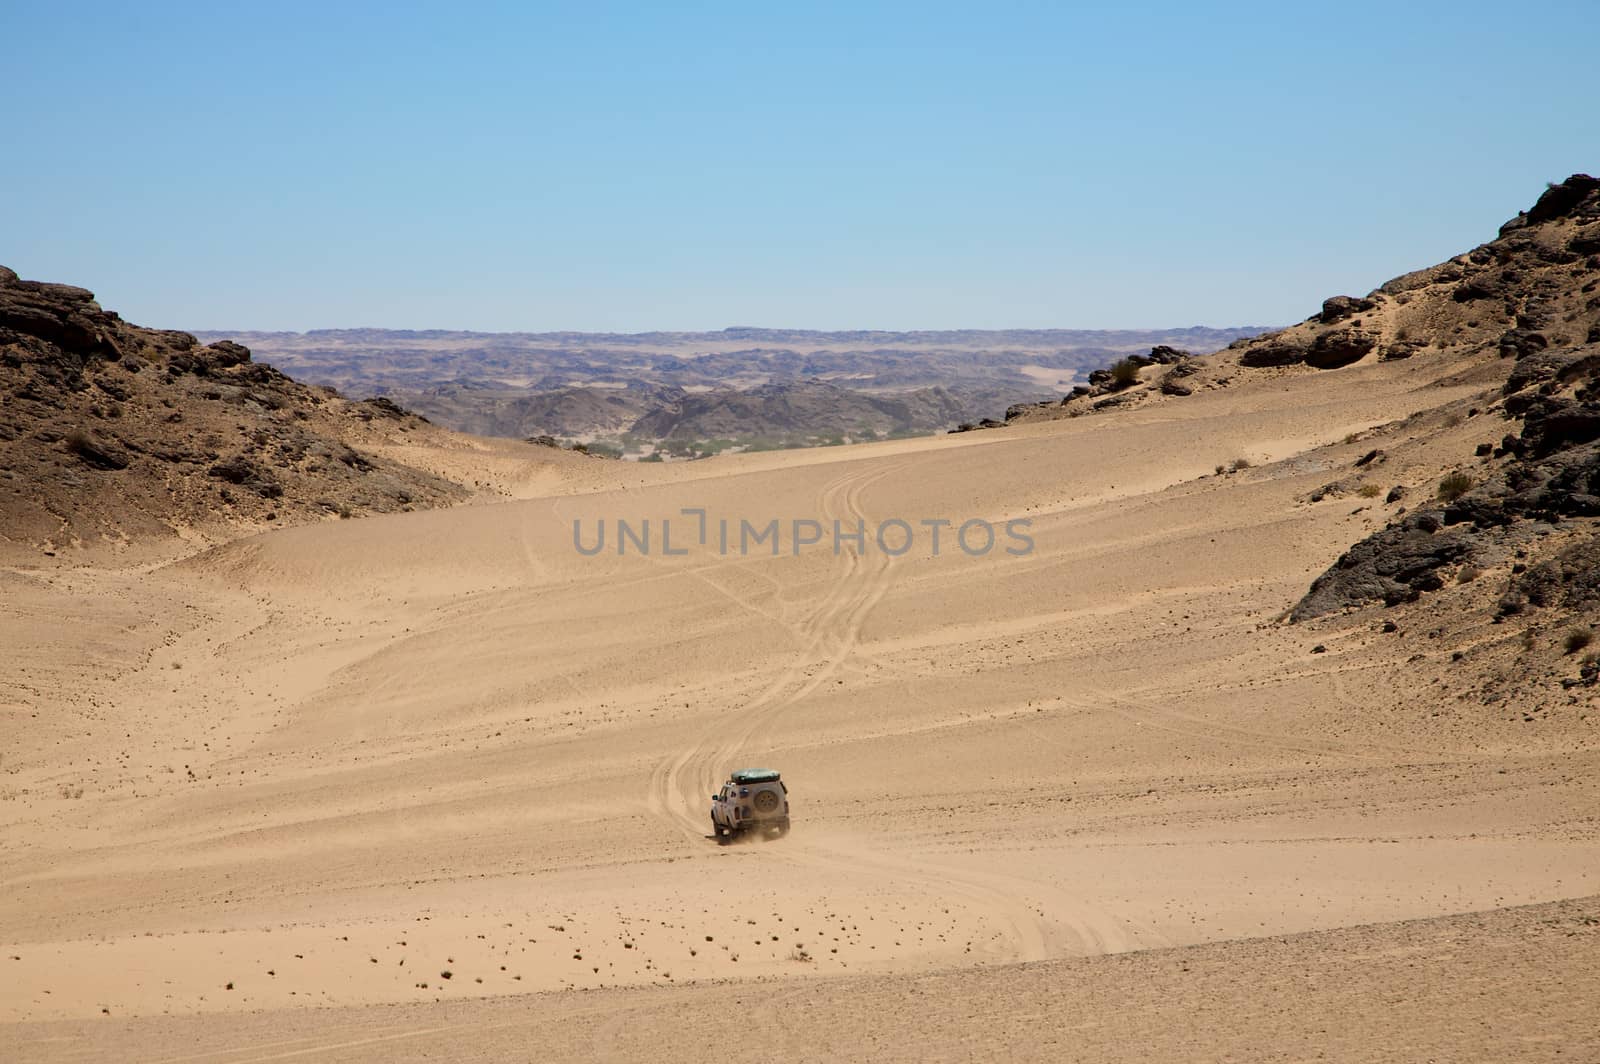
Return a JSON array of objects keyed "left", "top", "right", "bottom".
[{"left": 2, "top": 343, "right": 1596, "bottom": 1058}]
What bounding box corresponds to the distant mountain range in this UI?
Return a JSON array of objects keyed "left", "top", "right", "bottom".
[{"left": 191, "top": 325, "right": 1268, "bottom": 457}]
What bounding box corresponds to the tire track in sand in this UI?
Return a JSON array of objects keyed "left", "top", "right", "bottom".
[
  {"left": 645, "top": 457, "right": 1126, "bottom": 964},
  {"left": 646, "top": 461, "right": 895, "bottom": 835}
]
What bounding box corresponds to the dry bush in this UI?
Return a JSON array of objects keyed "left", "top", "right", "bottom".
[
  {"left": 1564, "top": 626, "right": 1595, "bottom": 655},
  {"left": 1358, "top": 483, "right": 1382, "bottom": 498},
  {"left": 1110, "top": 359, "right": 1140, "bottom": 388},
  {"left": 1437, "top": 471, "right": 1475, "bottom": 502}
]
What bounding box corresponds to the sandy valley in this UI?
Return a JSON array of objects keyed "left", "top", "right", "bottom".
[{"left": 5, "top": 330, "right": 1598, "bottom": 1058}]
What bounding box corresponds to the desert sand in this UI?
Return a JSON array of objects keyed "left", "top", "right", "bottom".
[{"left": 3, "top": 344, "right": 1598, "bottom": 1060}]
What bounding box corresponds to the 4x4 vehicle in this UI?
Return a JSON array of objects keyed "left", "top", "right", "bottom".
[{"left": 710, "top": 768, "right": 790, "bottom": 842}]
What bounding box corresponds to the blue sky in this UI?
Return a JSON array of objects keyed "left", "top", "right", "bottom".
[{"left": 4, "top": 1, "right": 1597, "bottom": 331}]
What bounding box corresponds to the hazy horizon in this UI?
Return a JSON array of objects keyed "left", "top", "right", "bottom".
[{"left": 190, "top": 322, "right": 1275, "bottom": 337}]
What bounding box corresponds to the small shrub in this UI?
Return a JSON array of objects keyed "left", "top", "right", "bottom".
[
  {"left": 1456, "top": 564, "right": 1483, "bottom": 584},
  {"left": 1342, "top": 432, "right": 1360, "bottom": 445},
  {"left": 64, "top": 428, "right": 95, "bottom": 455},
  {"left": 1437, "top": 471, "right": 1475, "bottom": 502},
  {"left": 1214, "top": 464, "right": 1227, "bottom": 475},
  {"left": 1442, "top": 412, "right": 1464, "bottom": 429},
  {"left": 1229, "top": 456, "right": 1252, "bottom": 472},
  {"left": 1357, "top": 484, "right": 1382, "bottom": 498},
  {"left": 1564, "top": 626, "right": 1594, "bottom": 655},
  {"left": 1110, "top": 359, "right": 1140, "bottom": 388}
]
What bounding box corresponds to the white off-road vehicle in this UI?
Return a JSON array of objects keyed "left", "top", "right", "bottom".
[{"left": 710, "top": 768, "right": 790, "bottom": 842}]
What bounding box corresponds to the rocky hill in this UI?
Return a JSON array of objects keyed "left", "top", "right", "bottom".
[
  {"left": 0, "top": 267, "right": 473, "bottom": 552},
  {"left": 1000, "top": 174, "right": 1600, "bottom": 691},
  {"left": 1285, "top": 175, "right": 1600, "bottom": 638},
  {"left": 1002, "top": 177, "right": 1597, "bottom": 430}
]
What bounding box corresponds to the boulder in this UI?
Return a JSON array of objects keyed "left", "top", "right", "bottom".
[
  {"left": 1452, "top": 274, "right": 1509, "bottom": 303},
  {"left": 1319, "top": 295, "right": 1376, "bottom": 324},
  {"left": 1238, "top": 338, "right": 1307, "bottom": 368},
  {"left": 202, "top": 341, "right": 252, "bottom": 369},
  {"left": 1305, "top": 326, "right": 1378, "bottom": 369},
  {"left": 1498, "top": 213, "right": 1530, "bottom": 236}
]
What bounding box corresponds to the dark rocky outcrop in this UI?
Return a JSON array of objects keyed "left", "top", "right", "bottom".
[
  {"left": 1292, "top": 513, "right": 1478, "bottom": 620},
  {"left": 1525, "top": 174, "right": 1600, "bottom": 225},
  {"left": 1292, "top": 175, "right": 1600, "bottom": 620},
  {"left": 1238, "top": 339, "right": 1308, "bottom": 368}
]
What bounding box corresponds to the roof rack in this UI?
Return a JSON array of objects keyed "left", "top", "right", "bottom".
[{"left": 730, "top": 768, "right": 781, "bottom": 784}]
